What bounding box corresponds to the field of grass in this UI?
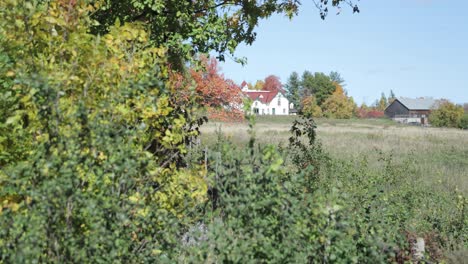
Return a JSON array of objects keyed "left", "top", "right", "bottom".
[{"left": 200, "top": 116, "right": 468, "bottom": 193}]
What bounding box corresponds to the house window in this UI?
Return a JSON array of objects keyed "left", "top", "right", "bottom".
[
  {"left": 255, "top": 101, "right": 258, "bottom": 107},
  {"left": 283, "top": 108, "right": 286, "bottom": 114},
  {"left": 278, "top": 98, "right": 281, "bottom": 106},
  {"left": 272, "top": 108, "right": 276, "bottom": 115},
  {"left": 262, "top": 109, "right": 265, "bottom": 115},
  {"left": 253, "top": 108, "right": 259, "bottom": 114}
]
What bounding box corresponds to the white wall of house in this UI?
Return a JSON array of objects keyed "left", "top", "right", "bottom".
[{"left": 251, "top": 93, "right": 289, "bottom": 115}]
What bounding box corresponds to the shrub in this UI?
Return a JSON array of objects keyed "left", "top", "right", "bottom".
[
  {"left": 316, "top": 152, "right": 467, "bottom": 263},
  {"left": 0, "top": 2, "right": 206, "bottom": 261},
  {"left": 459, "top": 113, "right": 468, "bottom": 129},
  {"left": 356, "top": 108, "right": 385, "bottom": 119},
  {"left": 179, "top": 117, "right": 390, "bottom": 263},
  {"left": 429, "top": 101, "right": 464, "bottom": 128}
]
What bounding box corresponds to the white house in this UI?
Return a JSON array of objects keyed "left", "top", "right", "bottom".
[{"left": 243, "top": 88, "right": 290, "bottom": 115}]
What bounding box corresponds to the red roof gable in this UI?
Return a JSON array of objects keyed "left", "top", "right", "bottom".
[{"left": 244, "top": 90, "right": 280, "bottom": 104}]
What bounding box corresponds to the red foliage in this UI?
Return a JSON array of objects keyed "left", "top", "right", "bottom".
[
  {"left": 170, "top": 57, "right": 243, "bottom": 121},
  {"left": 190, "top": 57, "right": 242, "bottom": 108},
  {"left": 207, "top": 108, "right": 244, "bottom": 122},
  {"left": 356, "top": 107, "right": 384, "bottom": 118},
  {"left": 263, "top": 75, "right": 282, "bottom": 92}
]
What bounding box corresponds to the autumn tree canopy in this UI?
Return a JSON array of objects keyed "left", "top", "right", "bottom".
[
  {"left": 189, "top": 57, "right": 243, "bottom": 120},
  {"left": 253, "top": 80, "right": 265, "bottom": 90},
  {"left": 302, "top": 96, "right": 323, "bottom": 118},
  {"left": 263, "top": 75, "right": 283, "bottom": 92},
  {"left": 321, "top": 84, "right": 356, "bottom": 119}
]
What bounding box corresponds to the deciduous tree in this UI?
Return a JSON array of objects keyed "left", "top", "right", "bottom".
[
  {"left": 253, "top": 80, "right": 265, "bottom": 90},
  {"left": 302, "top": 96, "right": 323, "bottom": 118},
  {"left": 91, "top": 0, "right": 358, "bottom": 66},
  {"left": 189, "top": 57, "right": 243, "bottom": 121},
  {"left": 263, "top": 75, "right": 282, "bottom": 92},
  {"left": 321, "top": 84, "right": 356, "bottom": 119}
]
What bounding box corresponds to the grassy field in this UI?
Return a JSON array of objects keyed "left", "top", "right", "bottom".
[{"left": 200, "top": 116, "right": 468, "bottom": 193}]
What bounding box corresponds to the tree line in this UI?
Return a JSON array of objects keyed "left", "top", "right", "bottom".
[{"left": 284, "top": 71, "right": 398, "bottom": 119}]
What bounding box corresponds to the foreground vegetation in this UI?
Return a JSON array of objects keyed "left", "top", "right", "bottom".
[
  {"left": 1, "top": 1, "right": 466, "bottom": 263},
  {"left": 202, "top": 116, "right": 468, "bottom": 193},
  {"left": 200, "top": 117, "right": 468, "bottom": 262}
]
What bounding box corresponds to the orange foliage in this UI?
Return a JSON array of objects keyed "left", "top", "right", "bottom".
[
  {"left": 169, "top": 57, "right": 243, "bottom": 121},
  {"left": 321, "top": 83, "right": 356, "bottom": 119},
  {"left": 263, "top": 75, "right": 282, "bottom": 92}
]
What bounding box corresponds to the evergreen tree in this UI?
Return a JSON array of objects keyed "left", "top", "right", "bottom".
[
  {"left": 329, "top": 71, "right": 345, "bottom": 86},
  {"left": 301, "top": 71, "right": 335, "bottom": 106},
  {"left": 378, "top": 92, "right": 388, "bottom": 110},
  {"left": 285, "top": 71, "right": 301, "bottom": 109},
  {"left": 389, "top": 90, "right": 396, "bottom": 103}
]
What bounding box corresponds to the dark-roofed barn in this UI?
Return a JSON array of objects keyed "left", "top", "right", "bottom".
[{"left": 385, "top": 97, "right": 441, "bottom": 125}]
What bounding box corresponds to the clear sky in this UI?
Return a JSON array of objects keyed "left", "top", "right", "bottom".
[{"left": 218, "top": 0, "right": 468, "bottom": 105}]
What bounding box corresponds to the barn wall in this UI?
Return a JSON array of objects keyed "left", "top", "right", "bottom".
[
  {"left": 409, "top": 110, "right": 431, "bottom": 117},
  {"left": 385, "top": 100, "right": 409, "bottom": 118}
]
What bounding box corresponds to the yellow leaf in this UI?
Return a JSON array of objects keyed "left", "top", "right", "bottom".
[
  {"left": 6, "top": 71, "right": 15, "bottom": 77},
  {"left": 44, "top": 17, "right": 57, "bottom": 24},
  {"left": 25, "top": 2, "right": 33, "bottom": 10},
  {"left": 10, "top": 203, "right": 20, "bottom": 212},
  {"left": 5, "top": 115, "right": 20, "bottom": 125},
  {"left": 152, "top": 249, "right": 162, "bottom": 255}
]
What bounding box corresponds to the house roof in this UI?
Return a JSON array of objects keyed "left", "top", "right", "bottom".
[
  {"left": 395, "top": 97, "right": 441, "bottom": 110},
  {"left": 244, "top": 90, "right": 282, "bottom": 104}
]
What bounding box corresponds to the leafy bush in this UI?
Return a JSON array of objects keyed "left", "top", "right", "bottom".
[
  {"left": 178, "top": 118, "right": 390, "bottom": 263},
  {"left": 0, "top": 2, "right": 206, "bottom": 261},
  {"left": 357, "top": 108, "right": 385, "bottom": 119},
  {"left": 459, "top": 113, "right": 468, "bottom": 129},
  {"left": 316, "top": 152, "right": 467, "bottom": 262},
  {"left": 429, "top": 101, "right": 464, "bottom": 128}
]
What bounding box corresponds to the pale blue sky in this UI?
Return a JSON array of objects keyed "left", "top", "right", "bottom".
[{"left": 219, "top": 0, "right": 468, "bottom": 105}]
